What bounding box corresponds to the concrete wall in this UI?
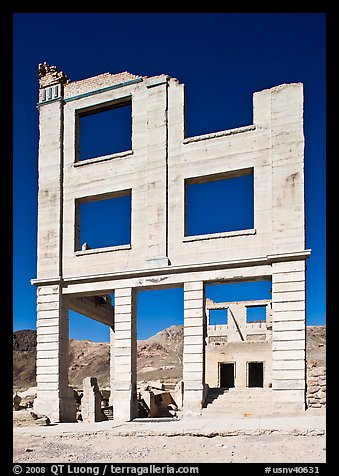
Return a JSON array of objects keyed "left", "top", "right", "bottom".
[
  {"left": 206, "top": 298, "right": 272, "bottom": 342},
  {"left": 205, "top": 341, "right": 272, "bottom": 388},
  {"left": 33, "top": 66, "right": 310, "bottom": 421},
  {"left": 36, "top": 72, "right": 306, "bottom": 282}
]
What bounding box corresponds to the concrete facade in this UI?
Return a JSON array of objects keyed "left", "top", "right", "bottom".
[{"left": 32, "top": 63, "right": 310, "bottom": 422}]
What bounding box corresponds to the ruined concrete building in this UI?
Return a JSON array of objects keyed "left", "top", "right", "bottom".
[
  {"left": 205, "top": 298, "right": 273, "bottom": 390},
  {"left": 31, "top": 63, "right": 311, "bottom": 422}
]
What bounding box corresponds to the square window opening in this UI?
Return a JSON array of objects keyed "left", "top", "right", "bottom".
[
  {"left": 77, "top": 99, "right": 132, "bottom": 161},
  {"left": 209, "top": 308, "right": 228, "bottom": 326},
  {"left": 246, "top": 305, "right": 267, "bottom": 323},
  {"left": 185, "top": 169, "right": 254, "bottom": 237},
  {"left": 75, "top": 191, "right": 131, "bottom": 251}
]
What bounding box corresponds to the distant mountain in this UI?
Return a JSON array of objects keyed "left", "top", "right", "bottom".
[
  {"left": 13, "top": 329, "right": 36, "bottom": 352},
  {"left": 13, "top": 330, "right": 37, "bottom": 391},
  {"left": 306, "top": 325, "right": 326, "bottom": 367},
  {"left": 13, "top": 325, "right": 325, "bottom": 392}
]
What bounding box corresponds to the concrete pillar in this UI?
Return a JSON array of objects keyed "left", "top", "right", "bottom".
[
  {"left": 34, "top": 284, "right": 76, "bottom": 422},
  {"left": 183, "top": 281, "right": 205, "bottom": 416},
  {"left": 272, "top": 260, "right": 306, "bottom": 412},
  {"left": 113, "top": 287, "right": 137, "bottom": 421},
  {"left": 109, "top": 326, "right": 115, "bottom": 407}
]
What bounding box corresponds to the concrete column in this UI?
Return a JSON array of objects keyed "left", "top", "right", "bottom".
[
  {"left": 183, "top": 281, "right": 205, "bottom": 416},
  {"left": 34, "top": 284, "right": 76, "bottom": 422},
  {"left": 109, "top": 326, "right": 115, "bottom": 407},
  {"left": 272, "top": 260, "right": 306, "bottom": 412},
  {"left": 113, "top": 287, "right": 137, "bottom": 421}
]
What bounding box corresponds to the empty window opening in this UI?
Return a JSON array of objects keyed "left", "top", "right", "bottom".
[
  {"left": 75, "top": 191, "right": 131, "bottom": 251},
  {"left": 246, "top": 305, "right": 267, "bottom": 323},
  {"left": 184, "top": 85, "right": 253, "bottom": 139},
  {"left": 220, "top": 362, "right": 235, "bottom": 388},
  {"left": 185, "top": 169, "right": 254, "bottom": 237},
  {"left": 206, "top": 280, "right": 271, "bottom": 303},
  {"left": 248, "top": 362, "right": 264, "bottom": 388},
  {"left": 136, "top": 287, "right": 184, "bottom": 418},
  {"left": 209, "top": 308, "right": 228, "bottom": 326},
  {"left": 78, "top": 100, "right": 132, "bottom": 161},
  {"left": 69, "top": 309, "right": 111, "bottom": 342}
]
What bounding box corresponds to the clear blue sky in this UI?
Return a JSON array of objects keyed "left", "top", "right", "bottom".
[{"left": 13, "top": 13, "right": 326, "bottom": 342}]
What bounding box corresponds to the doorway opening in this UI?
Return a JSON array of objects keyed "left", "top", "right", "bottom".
[
  {"left": 135, "top": 286, "right": 184, "bottom": 419},
  {"left": 248, "top": 362, "right": 264, "bottom": 387},
  {"left": 219, "top": 362, "right": 235, "bottom": 388}
]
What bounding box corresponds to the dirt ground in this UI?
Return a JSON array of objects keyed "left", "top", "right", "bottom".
[{"left": 13, "top": 430, "right": 325, "bottom": 464}]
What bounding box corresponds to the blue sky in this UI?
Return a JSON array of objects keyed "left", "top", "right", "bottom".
[{"left": 13, "top": 13, "right": 326, "bottom": 341}]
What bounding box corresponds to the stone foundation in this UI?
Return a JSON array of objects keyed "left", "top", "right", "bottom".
[{"left": 306, "top": 366, "right": 326, "bottom": 408}]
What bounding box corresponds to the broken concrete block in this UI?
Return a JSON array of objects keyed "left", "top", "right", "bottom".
[
  {"left": 30, "top": 411, "right": 50, "bottom": 425},
  {"left": 19, "top": 387, "right": 38, "bottom": 399},
  {"left": 36, "top": 416, "right": 50, "bottom": 426},
  {"left": 147, "top": 380, "right": 164, "bottom": 390},
  {"left": 81, "top": 377, "right": 102, "bottom": 423},
  {"left": 307, "top": 386, "right": 320, "bottom": 394},
  {"left": 13, "top": 394, "right": 22, "bottom": 411}
]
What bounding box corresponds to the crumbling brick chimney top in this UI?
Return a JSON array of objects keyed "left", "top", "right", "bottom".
[{"left": 38, "top": 62, "right": 70, "bottom": 88}]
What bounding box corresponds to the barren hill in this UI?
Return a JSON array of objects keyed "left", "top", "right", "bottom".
[
  {"left": 306, "top": 325, "right": 326, "bottom": 367},
  {"left": 13, "top": 325, "right": 325, "bottom": 392},
  {"left": 137, "top": 325, "right": 183, "bottom": 384}
]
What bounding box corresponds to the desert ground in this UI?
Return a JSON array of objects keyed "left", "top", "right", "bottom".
[{"left": 13, "top": 430, "right": 325, "bottom": 464}]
